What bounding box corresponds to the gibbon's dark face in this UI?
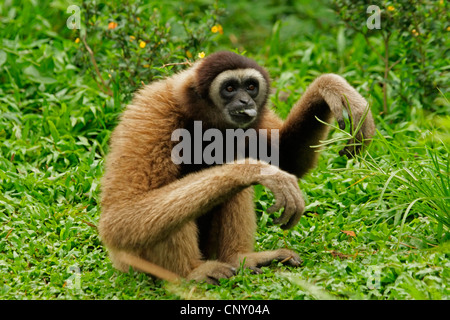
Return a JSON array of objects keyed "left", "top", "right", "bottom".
[
  {"left": 195, "top": 51, "right": 271, "bottom": 128},
  {"left": 209, "top": 69, "right": 268, "bottom": 128}
]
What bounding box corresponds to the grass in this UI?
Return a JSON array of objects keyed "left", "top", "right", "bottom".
[{"left": 0, "top": 0, "right": 449, "bottom": 300}]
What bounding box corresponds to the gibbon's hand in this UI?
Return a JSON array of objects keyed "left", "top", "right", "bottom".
[
  {"left": 318, "top": 74, "right": 376, "bottom": 157},
  {"left": 256, "top": 166, "right": 305, "bottom": 229}
]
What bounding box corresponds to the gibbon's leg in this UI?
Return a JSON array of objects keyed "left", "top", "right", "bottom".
[
  {"left": 109, "top": 220, "right": 238, "bottom": 284},
  {"left": 99, "top": 160, "right": 304, "bottom": 281},
  {"left": 277, "top": 74, "right": 375, "bottom": 178},
  {"left": 214, "top": 187, "right": 302, "bottom": 271},
  {"left": 109, "top": 221, "right": 201, "bottom": 276},
  {"left": 214, "top": 188, "right": 256, "bottom": 261}
]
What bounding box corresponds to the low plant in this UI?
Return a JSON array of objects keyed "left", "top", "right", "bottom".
[
  {"left": 72, "top": 0, "right": 225, "bottom": 100},
  {"left": 332, "top": 0, "right": 449, "bottom": 115}
]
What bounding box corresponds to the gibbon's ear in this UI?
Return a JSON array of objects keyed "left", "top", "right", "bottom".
[{"left": 195, "top": 51, "right": 271, "bottom": 102}]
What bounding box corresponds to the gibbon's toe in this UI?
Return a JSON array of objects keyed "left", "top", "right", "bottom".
[{"left": 187, "top": 261, "right": 236, "bottom": 284}]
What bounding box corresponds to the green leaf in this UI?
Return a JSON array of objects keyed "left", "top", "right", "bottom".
[
  {"left": 23, "top": 65, "right": 57, "bottom": 84},
  {"left": 47, "top": 119, "right": 60, "bottom": 141},
  {"left": 0, "top": 50, "right": 7, "bottom": 67},
  {"left": 337, "top": 27, "right": 346, "bottom": 57}
]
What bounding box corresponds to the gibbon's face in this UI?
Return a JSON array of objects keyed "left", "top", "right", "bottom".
[{"left": 209, "top": 68, "right": 268, "bottom": 128}]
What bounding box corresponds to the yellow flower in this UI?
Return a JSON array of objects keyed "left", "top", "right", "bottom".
[
  {"left": 211, "top": 24, "right": 223, "bottom": 35},
  {"left": 75, "top": 37, "right": 80, "bottom": 43},
  {"left": 108, "top": 21, "right": 118, "bottom": 30},
  {"left": 198, "top": 52, "right": 205, "bottom": 59},
  {"left": 447, "top": 26, "right": 450, "bottom": 31},
  {"left": 186, "top": 51, "right": 193, "bottom": 59},
  {"left": 139, "top": 41, "right": 146, "bottom": 48},
  {"left": 130, "top": 35, "right": 136, "bottom": 41},
  {"left": 143, "top": 64, "right": 150, "bottom": 68},
  {"left": 412, "top": 29, "right": 419, "bottom": 36},
  {"left": 387, "top": 5, "right": 395, "bottom": 11}
]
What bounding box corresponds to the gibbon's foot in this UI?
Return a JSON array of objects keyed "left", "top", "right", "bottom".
[
  {"left": 186, "top": 261, "right": 236, "bottom": 285},
  {"left": 237, "top": 248, "right": 303, "bottom": 273}
]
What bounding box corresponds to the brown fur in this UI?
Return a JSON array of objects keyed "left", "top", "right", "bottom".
[{"left": 99, "top": 51, "right": 375, "bottom": 283}]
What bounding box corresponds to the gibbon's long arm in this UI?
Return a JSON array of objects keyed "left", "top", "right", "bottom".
[
  {"left": 99, "top": 160, "right": 304, "bottom": 250},
  {"left": 278, "top": 74, "right": 376, "bottom": 178}
]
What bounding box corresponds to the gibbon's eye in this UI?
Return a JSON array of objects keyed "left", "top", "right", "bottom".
[
  {"left": 221, "top": 80, "right": 239, "bottom": 97},
  {"left": 247, "top": 84, "right": 256, "bottom": 91}
]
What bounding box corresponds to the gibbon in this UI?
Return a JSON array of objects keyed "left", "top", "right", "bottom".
[{"left": 99, "top": 51, "right": 375, "bottom": 284}]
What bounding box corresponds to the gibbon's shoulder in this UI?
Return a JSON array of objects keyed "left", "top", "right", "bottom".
[
  {"left": 110, "top": 73, "right": 193, "bottom": 148},
  {"left": 128, "top": 77, "right": 183, "bottom": 118},
  {"left": 115, "top": 71, "right": 198, "bottom": 134}
]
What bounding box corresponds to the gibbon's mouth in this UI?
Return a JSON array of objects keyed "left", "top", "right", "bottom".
[{"left": 229, "top": 108, "right": 257, "bottom": 118}]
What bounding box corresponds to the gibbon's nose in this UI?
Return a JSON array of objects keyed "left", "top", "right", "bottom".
[
  {"left": 238, "top": 97, "right": 256, "bottom": 109},
  {"left": 239, "top": 97, "right": 250, "bottom": 105}
]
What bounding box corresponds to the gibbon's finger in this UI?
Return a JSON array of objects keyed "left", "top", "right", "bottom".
[
  {"left": 271, "top": 248, "right": 303, "bottom": 267},
  {"left": 280, "top": 197, "right": 303, "bottom": 229},
  {"left": 205, "top": 268, "right": 235, "bottom": 284},
  {"left": 267, "top": 204, "right": 280, "bottom": 214},
  {"left": 286, "top": 254, "right": 303, "bottom": 267},
  {"left": 338, "top": 118, "right": 346, "bottom": 130},
  {"left": 280, "top": 210, "right": 302, "bottom": 230},
  {"left": 322, "top": 86, "right": 345, "bottom": 124},
  {"left": 281, "top": 188, "right": 305, "bottom": 229},
  {"left": 274, "top": 189, "right": 297, "bottom": 225},
  {"left": 339, "top": 138, "right": 360, "bottom": 158},
  {"left": 276, "top": 250, "right": 303, "bottom": 267},
  {"left": 267, "top": 190, "right": 286, "bottom": 214},
  {"left": 205, "top": 276, "right": 220, "bottom": 285},
  {"left": 209, "top": 266, "right": 236, "bottom": 279},
  {"left": 272, "top": 213, "right": 284, "bottom": 225},
  {"left": 267, "top": 201, "right": 282, "bottom": 214},
  {"left": 205, "top": 265, "right": 236, "bottom": 284},
  {"left": 280, "top": 177, "right": 304, "bottom": 223},
  {"left": 278, "top": 179, "right": 300, "bottom": 219},
  {"left": 340, "top": 120, "right": 369, "bottom": 157},
  {"left": 339, "top": 147, "right": 351, "bottom": 158},
  {"left": 286, "top": 256, "right": 302, "bottom": 267},
  {"left": 248, "top": 266, "right": 263, "bottom": 274},
  {"left": 334, "top": 102, "right": 346, "bottom": 130}
]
